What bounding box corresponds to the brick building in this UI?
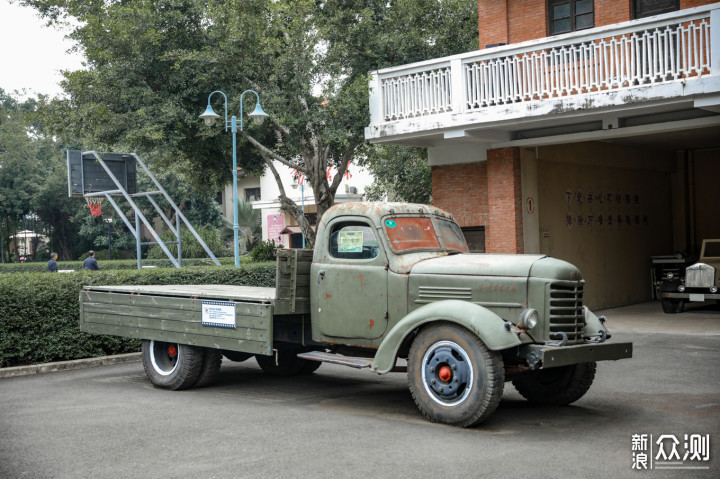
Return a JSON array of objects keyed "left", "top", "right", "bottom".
[{"left": 366, "top": 1, "right": 720, "bottom": 308}]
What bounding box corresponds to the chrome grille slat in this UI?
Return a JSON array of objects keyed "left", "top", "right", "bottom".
[
  {"left": 548, "top": 281, "right": 585, "bottom": 343},
  {"left": 685, "top": 264, "right": 715, "bottom": 288}
]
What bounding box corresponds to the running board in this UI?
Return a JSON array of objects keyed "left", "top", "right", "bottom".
[{"left": 297, "top": 351, "right": 373, "bottom": 369}]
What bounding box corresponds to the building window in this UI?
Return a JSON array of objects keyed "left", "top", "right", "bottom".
[
  {"left": 215, "top": 191, "right": 223, "bottom": 205},
  {"left": 245, "top": 187, "right": 261, "bottom": 202},
  {"left": 633, "top": 0, "right": 679, "bottom": 19},
  {"left": 461, "top": 227, "right": 485, "bottom": 253},
  {"left": 548, "top": 0, "right": 594, "bottom": 35}
]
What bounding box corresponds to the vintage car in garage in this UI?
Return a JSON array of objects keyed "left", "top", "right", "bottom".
[{"left": 659, "top": 239, "right": 720, "bottom": 314}]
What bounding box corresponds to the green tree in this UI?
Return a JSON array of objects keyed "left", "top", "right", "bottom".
[
  {"left": 365, "top": 146, "right": 432, "bottom": 204},
  {"left": 222, "top": 198, "right": 261, "bottom": 253},
  {"left": 0, "top": 90, "right": 44, "bottom": 261},
  {"left": 22, "top": 0, "right": 478, "bottom": 246}
]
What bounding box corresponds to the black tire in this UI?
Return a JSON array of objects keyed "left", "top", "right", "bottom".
[
  {"left": 512, "top": 362, "right": 597, "bottom": 406},
  {"left": 194, "top": 348, "right": 223, "bottom": 388},
  {"left": 407, "top": 323, "right": 504, "bottom": 427},
  {"left": 221, "top": 350, "right": 254, "bottom": 362},
  {"left": 256, "top": 349, "right": 313, "bottom": 377},
  {"left": 661, "top": 299, "right": 684, "bottom": 314},
  {"left": 142, "top": 340, "right": 204, "bottom": 390},
  {"left": 300, "top": 360, "right": 322, "bottom": 375}
]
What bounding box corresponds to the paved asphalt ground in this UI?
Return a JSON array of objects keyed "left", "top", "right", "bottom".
[{"left": 1, "top": 302, "right": 719, "bottom": 478}]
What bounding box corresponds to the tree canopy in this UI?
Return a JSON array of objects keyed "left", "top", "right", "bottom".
[{"left": 22, "top": 0, "right": 479, "bottom": 245}]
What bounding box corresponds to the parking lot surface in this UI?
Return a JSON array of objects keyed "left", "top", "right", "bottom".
[{"left": 1, "top": 302, "right": 718, "bottom": 478}]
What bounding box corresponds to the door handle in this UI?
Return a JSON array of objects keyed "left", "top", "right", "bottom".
[{"left": 317, "top": 270, "right": 326, "bottom": 283}]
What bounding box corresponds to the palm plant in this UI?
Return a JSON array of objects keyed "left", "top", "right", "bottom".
[{"left": 221, "top": 199, "right": 262, "bottom": 253}]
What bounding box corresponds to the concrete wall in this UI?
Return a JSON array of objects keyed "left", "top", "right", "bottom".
[{"left": 534, "top": 142, "right": 676, "bottom": 309}]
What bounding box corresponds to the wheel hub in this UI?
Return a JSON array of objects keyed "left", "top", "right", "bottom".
[
  {"left": 149, "top": 340, "right": 180, "bottom": 376},
  {"left": 422, "top": 341, "right": 473, "bottom": 405}
]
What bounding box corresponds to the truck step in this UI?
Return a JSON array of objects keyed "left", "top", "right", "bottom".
[{"left": 297, "top": 351, "right": 373, "bottom": 369}]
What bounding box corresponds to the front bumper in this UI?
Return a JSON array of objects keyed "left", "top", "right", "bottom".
[
  {"left": 522, "top": 341, "right": 633, "bottom": 369},
  {"left": 661, "top": 292, "right": 720, "bottom": 301}
]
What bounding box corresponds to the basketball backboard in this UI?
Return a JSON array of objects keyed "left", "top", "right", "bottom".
[{"left": 67, "top": 150, "right": 137, "bottom": 197}]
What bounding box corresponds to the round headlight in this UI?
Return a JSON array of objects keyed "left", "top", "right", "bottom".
[
  {"left": 678, "top": 284, "right": 686, "bottom": 292},
  {"left": 519, "top": 309, "right": 538, "bottom": 330},
  {"left": 667, "top": 272, "right": 674, "bottom": 279},
  {"left": 711, "top": 286, "right": 718, "bottom": 293}
]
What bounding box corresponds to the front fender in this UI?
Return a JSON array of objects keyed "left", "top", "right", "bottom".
[{"left": 370, "top": 300, "right": 522, "bottom": 374}]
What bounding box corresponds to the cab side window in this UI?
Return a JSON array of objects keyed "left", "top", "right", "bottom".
[{"left": 329, "top": 222, "right": 380, "bottom": 260}]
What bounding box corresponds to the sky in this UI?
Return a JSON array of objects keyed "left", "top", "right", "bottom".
[{"left": 0, "top": 0, "right": 85, "bottom": 99}]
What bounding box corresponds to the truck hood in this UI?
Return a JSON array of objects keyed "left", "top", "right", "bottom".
[{"left": 410, "top": 253, "right": 547, "bottom": 277}]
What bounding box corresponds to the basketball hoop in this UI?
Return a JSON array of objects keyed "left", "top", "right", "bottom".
[{"left": 85, "top": 197, "right": 104, "bottom": 217}]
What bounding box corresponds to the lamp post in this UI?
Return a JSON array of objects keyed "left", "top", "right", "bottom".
[
  {"left": 290, "top": 178, "right": 306, "bottom": 249},
  {"left": 199, "top": 90, "right": 269, "bottom": 267},
  {"left": 104, "top": 218, "right": 113, "bottom": 260}
]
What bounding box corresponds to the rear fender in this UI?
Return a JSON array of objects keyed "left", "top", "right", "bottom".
[{"left": 370, "top": 300, "right": 522, "bottom": 374}]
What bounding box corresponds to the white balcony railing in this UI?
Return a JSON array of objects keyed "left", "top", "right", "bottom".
[{"left": 370, "top": 5, "right": 719, "bottom": 126}]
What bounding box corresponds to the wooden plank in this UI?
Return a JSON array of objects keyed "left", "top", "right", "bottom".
[
  {"left": 274, "top": 299, "right": 310, "bottom": 315},
  {"left": 84, "top": 285, "right": 276, "bottom": 302},
  {"left": 82, "top": 303, "right": 270, "bottom": 330},
  {"left": 83, "top": 312, "right": 270, "bottom": 342},
  {"left": 276, "top": 286, "right": 309, "bottom": 298},
  {"left": 82, "top": 291, "right": 269, "bottom": 317},
  {"left": 80, "top": 323, "right": 271, "bottom": 356}
]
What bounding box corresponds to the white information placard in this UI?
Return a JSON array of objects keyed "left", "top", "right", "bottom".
[{"left": 201, "top": 301, "right": 237, "bottom": 329}]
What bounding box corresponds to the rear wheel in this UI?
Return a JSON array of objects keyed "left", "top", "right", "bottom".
[
  {"left": 407, "top": 324, "right": 504, "bottom": 427},
  {"left": 512, "top": 362, "right": 596, "bottom": 406},
  {"left": 194, "top": 348, "right": 223, "bottom": 388},
  {"left": 142, "top": 340, "right": 204, "bottom": 390},
  {"left": 221, "top": 350, "right": 254, "bottom": 362},
  {"left": 661, "top": 299, "right": 684, "bottom": 314}
]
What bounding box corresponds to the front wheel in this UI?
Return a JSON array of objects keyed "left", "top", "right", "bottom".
[
  {"left": 407, "top": 324, "right": 504, "bottom": 427},
  {"left": 661, "top": 299, "right": 684, "bottom": 314},
  {"left": 142, "top": 340, "right": 204, "bottom": 390},
  {"left": 512, "top": 362, "right": 596, "bottom": 406}
]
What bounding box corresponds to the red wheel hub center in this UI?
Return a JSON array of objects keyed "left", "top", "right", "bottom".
[
  {"left": 438, "top": 365, "right": 452, "bottom": 382},
  {"left": 168, "top": 345, "right": 177, "bottom": 357}
]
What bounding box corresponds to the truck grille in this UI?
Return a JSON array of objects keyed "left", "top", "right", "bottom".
[
  {"left": 685, "top": 263, "right": 715, "bottom": 288},
  {"left": 548, "top": 281, "right": 585, "bottom": 343}
]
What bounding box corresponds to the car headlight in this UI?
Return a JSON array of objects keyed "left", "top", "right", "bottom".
[
  {"left": 519, "top": 309, "right": 538, "bottom": 330},
  {"left": 711, "top": 286, "right": 718, "bottom": 293},
  {"left": 678, "top": 284, "right": 686, "bottom": 292},
  {"left": 666, "top": 272, "right": 674, "bottom": 279}
]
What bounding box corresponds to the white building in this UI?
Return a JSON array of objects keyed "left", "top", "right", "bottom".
[
  {"left": 221, "top": 161, "right": 375, "bottom": 248},
  {"left": 364, "top": 3, "right": 720, "bottom": 308}
]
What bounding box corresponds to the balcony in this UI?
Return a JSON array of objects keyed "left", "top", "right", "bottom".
[{"left": 366, "top": 5, "right": 720, "bottom": 148}]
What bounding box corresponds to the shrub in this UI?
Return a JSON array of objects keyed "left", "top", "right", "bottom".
[
  {"left": 0, "top": 263, "right": 275, "bottom": 368},
  {"left": 147, "top": 226, "right": 232, "bottom": 259},
  {"left": 251, "top": 239, "right": 283, "bottom": 262},
  {"left": 0, "top": 257, "right": 238, "bottom": 274}
]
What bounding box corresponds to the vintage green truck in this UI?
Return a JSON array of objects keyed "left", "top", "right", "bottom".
[{"left": 80, "top": 202, "right": 632, "bottom": 427}]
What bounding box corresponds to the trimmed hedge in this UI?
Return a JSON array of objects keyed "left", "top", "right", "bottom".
[
  {"left": 0, "top": 263, "right": 275, "bottom": 368},
  {"left": 0, "top": 256, "right": 250, "bottom": 274}
]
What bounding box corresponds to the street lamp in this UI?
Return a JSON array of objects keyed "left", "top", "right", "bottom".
[
  {"left": 200, "top": 90, "right": 269, "bottom": 267},
  {"left": 104, "top": 218, "right": 113, "bottom": 260},
  {"left": 290, "top": 177, "right": 306, "bottom": 249}
]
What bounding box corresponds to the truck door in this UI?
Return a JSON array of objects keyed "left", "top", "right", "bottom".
[{"left": 311, "top": 218, "right": 388, "bottom": 340}]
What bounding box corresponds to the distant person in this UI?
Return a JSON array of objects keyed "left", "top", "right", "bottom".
[
  {"left": 83, "top": 250, "right": 101, "bottom": 270},
  {"left": 47, "top": 252, "right": 59, "bottom": 273}
]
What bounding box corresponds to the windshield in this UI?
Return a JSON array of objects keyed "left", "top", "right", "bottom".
[
  {"left": 384, "top": 217, "right": 441, "bottom": 253},
  {"left": 701, "top": 240, "right": 720, "bottom": 259},
  {"left": 437, "top": 219, "right": 470, "bottom": 253}
]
